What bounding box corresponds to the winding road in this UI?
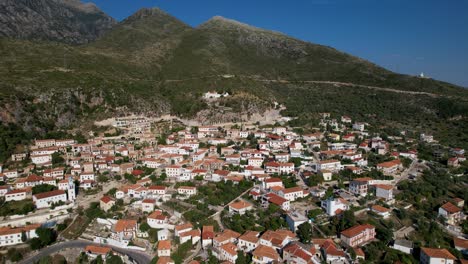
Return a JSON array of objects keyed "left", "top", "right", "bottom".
[{"left": 19, "top": 240, "right": 152, "bottom": 264}]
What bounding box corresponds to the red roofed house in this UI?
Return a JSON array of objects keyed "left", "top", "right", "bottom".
[
  {"left": 147, "top": 210, "right": 169, "bottom": 229},
  {"left": 100, "top": 196, "right": 115, "bottom": 212},
  {"left": 237, "top": 231, "right": 260, "bottom": 253},
  {"left": 157, "top": 240, "right": 171, "bottom": 257},
  {"left": 0, "top": 224, "right": 40, "bottom": 246},
  {"left": 112, "top": 219, "right": 138, "bottom": 242},
  {"left": 438, "top": 202, "right": 463, "bottom": 225},
  {"left": 321, "top": 240, "right": 346, "bottom": 263},
  {"left": 229, "top": 200, "right": 254, "bottom": 215},
  {"left": 219, "top": 242, "right": 238, "bottom": 263},
  {"left": 141, "top": 199, "right": 155, "bottom": 213},
  {"left": 202, "top": 226, "right": 214, "bottom": 248},
  {"left": 376, "top": 159, "right": 403, "bottom": 175},
  {"left": 420, "top": 247, "right": 457, "bottom": 264},
  {"left": 252, "top": 245, "right": 281, "bottom": 264},
  {"left": 283, "top": 242, "right": 320, "bottom": 264},
  {"left": 264, "top": 193, "right": 290, "bottom": 211},
  {"left": 33, "top": 190, "right": 67, "bottom": 209},
  {"left": 85, "top": 245, "right": 112, "bottom": 259},
  {"left": 5, "top": 189, "right": 30, "bottom": 202},
  {"left": 278, "top": 186, "right": 307, "bottom": 201},
  {"left": 340, "top": 224, "right": 375, "bottom": 247},
  {"left": 375, "top": 184, "right": 394, "bottom": 201},
  {"left": 262, "top": 177, "right": 283, "bottom": 190},
  {"left": 371, "top": 205, "right": 391, "bottom": 218}
]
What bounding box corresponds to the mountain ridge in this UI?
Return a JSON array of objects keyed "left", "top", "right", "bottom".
[{"left": 0, "top": 2, "right": 467, "bottom": 154}]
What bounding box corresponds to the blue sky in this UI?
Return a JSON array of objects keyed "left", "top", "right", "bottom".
[{"left": 84, "top": 0, "right": 468, "bottom": 87}]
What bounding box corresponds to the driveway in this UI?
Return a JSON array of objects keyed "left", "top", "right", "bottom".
[{"left": 19, "top": 240, "right": 152, "bottom": 264}]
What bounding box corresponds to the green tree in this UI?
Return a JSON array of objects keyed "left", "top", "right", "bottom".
[
  {"left": 140, "top": 222, "right": 150, "bottom": 232},
  {"left": 297, "top": 222, "right": 312, "bottom": 243},
  {"left": 106, "top": 254, "right": 124, "bottom": 264},
  {"left": 7, "top": 248, "right": 23, "bottom": 262},
  {"left": 32, "top": 184, "right": 57, "bottom": 194}
]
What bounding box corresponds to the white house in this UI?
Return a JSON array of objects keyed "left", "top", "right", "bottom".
[
  {"left": 33, "top": 190, "right": 67, "bottom": 209},
  {"left": 420, "top": 247, "right": 456, "bottom": 264},
  {"left": 321, "top": 198, "right": 349, "bottom": 216},
  {"left": 0, "top": 224, "right": 40, "bottom": 247}
]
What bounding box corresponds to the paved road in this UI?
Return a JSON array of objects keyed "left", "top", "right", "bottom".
[{"left": 19, "top": 240, "right": 152, "bottom": 264}]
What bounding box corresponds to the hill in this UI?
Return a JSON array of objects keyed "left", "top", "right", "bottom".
[
  {"left": 0, "top": 0, "right": 116, "bottom": 44},
  {"left": 0, "top": 4, "right": 467, "bottom": 161}
]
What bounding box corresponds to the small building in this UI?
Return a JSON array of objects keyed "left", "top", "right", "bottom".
[
  {"left": 391, "top": 239, "right": 413, "bottom": 254},
  {"left": 33, "top": 190, "right": 67, "bottom": 209},
  {"left": 285, "top": 211, "right": 308, "bottom": 232},
  {"left": 340, "top": 224, "right": 375, "bottom": 247},
  {"left": 157, "top": 240, "right": 171, "bottom": 257},
  {"left": 420, "top": 247, "right": 456, "bottom": 264},
  {"left": 438, "top": 202, "right": 462, "bottom": 225},
  {"left": 100, "top": 196, "right": 115, "bottom": 212},
  {"left": 229, "top": 200, "right": 254, "bottom": 215}
]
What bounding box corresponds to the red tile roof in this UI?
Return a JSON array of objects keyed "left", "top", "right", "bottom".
[
  {"left": 421, "top": 247, "right": 456, "bottom": 260},
  {"left": 33, "top": 189, "right": 65, "bottom": 199},
  {"left": 341, "top": 224, "right": 375, "bottom": 238}
]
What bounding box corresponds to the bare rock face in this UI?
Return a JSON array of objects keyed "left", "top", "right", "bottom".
[{"left": 0, "top": 0, "right": 116, "bottom": 44}]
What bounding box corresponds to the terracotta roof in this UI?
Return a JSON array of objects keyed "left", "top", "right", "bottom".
[
  {"left": 85, "top": 245, "right": 112, "bottom": 255},
  {"left": 454, "top": 237, "right": 468, "bottom": 249},
  {"left": 341, "top": 224, "right": 375, "bottom": 238},
  {"left": 100, "top": 196, "right": 114, "bottom": 204},
  {"left": 175, "top": 223, "right": 193, "bottom": 231},
  {"left": 142, "top": 199, "right": 155, "bottom": 204},
  {"left": 266, "top": 193, "right": 288, "bottom": 206},
  {"left": 421, "top": 247, "right": 456, "bottom": 260},
  {"left": 220, "top": 242, "right": 237, "bottom": 256},
  {"left": 148, "top": 210, "right": 163, "bottom": 219},
  {"left": 265, "top": 177, "right": 282, "bottom": 183},
  {"left": 283, "top": 243, "right": 313, "bottom": 261},
  {"left": 377, "top": 159, "right": 402, "bottom": 168},
  {"left": 371, "top": 205, "right": 391, "bottom": 213},
  {"left": 114, "top": 219, "right": 137, "bottom": 232},
  {"left": 158, "top": 240, "right": 171, "bottom": 250},
  {"left": 252, "top": 245, "right": 280, "bottom": 260},
  {"left": 441, "top": 202, "right": 461, "bottom": 214},
  {"left": 6, "top": 189, "right": 28, "bottom": 195},
  {"left": 282, "top": 186, "right": 303, "bottom": 194},
  {"left": 229, "top": 200, "right": 253, "bottom": 210},
  {"left": 202, "top": 226, "right": 214, "bottom": 239},
  {"left": 148, "top": 185, "right": 166, "bottom": 190},
  {"left": 33, "top": 189, "right": 65, "bottom": 199},
  {"left": 0, "top": 224, "right": 41, "bottom": 236},
  {"left": 375, "top": 184, "right": 393, "bottom": 190}
]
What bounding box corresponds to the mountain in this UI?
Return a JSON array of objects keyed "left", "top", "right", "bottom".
[
  {"left": 0, "top": 3, "right": 467, "bottom": 159},
  {"left": 0, "top": 0, "right": 116, "bottom": 44}
]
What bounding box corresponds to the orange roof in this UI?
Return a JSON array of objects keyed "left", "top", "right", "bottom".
[
  {"left": 114, "top": 219, "right": 137, "bottom": 232},
  {"left": 148, "top": 210, "right": 163, "bottom": 219},
  {"left": 371, "top": 205, "right": 391, "bottom": 213},
  {"left": 158, "top": 240, "right": 171, "bottom": 250},
  {"left": 85, "top": 245, "right": 112, "bottom": 255},
  {"left": 421, "top": 247, "right": 456, "bottom": 260},
  {"left": 175, "top": 223, "right": 193, "bottom": 231},
  {"left": 100, "top": 196, "right": 114, "bottom": 204},
  {"left": 441, "top": 202, "right": 461, "bottom": 214},
  {"left": 377, "top": 159, "right": 402, "bottom": 168},
  {"left": 454, "top": 237, "right": 468, "bottom": 249},
  {"left": 266, "top": 193, "right": 288, "bottom": 205},
  {"left": 282, "top": 186, "right": 303, "bottom": 194},
  {"left": 220, "top": 242, "right": 237, "bottom": 256},
  {"left": 253, "top": 245, "right": 280, "bottom": 260},
  {"left": 34, "top": 189, "right": 65, "bottom": 199},
  {"left": 375, "top": 184, "right": 393, "bottom": 190},
  {"left": 341, "top": 224, "right": 375, "bottom": 238},
  {"left": 229, "top": 200, "right": 253, "bottom": 210},
  {"left": 0, "top": 223, "right": 41, "bottom": 236}
]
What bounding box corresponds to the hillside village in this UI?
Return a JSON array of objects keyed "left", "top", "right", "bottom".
[{"left": 0, "top": 113, "right": 467, "bottom": 264}]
